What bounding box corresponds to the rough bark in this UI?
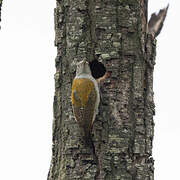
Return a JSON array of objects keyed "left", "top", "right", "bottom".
[{"left": 48, "top": 1, "right": 168, "bottom": 179}]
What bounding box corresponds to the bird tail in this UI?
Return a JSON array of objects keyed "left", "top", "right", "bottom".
[{"left": 82, "top": 126, "right": 93, "bottom": 147}]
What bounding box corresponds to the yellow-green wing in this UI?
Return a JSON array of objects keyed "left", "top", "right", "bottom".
[{"left": 72, "top": 83, "right": 97, "bottom": 135}]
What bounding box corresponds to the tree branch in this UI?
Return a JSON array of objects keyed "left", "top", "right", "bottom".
[{"left": 148, "top": 4, "right": 169, "bottom": 38}]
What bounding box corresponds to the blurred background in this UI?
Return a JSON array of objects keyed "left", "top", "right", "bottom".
[{"left": 0, "top": 0, "right": 177, "bottom": 179}]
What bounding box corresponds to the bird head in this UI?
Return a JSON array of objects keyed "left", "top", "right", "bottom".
[{"left": 76, "top": 60, "right": 91, "bottom": 76}]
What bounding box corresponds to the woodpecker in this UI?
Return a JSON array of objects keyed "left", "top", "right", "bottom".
[{"left": 71, "top": 60, "right": 100, "bottom": 144}]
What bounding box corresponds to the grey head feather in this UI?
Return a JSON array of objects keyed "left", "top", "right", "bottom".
[{"left": 76, "top": 60, "right": 92, "bottom": 76}]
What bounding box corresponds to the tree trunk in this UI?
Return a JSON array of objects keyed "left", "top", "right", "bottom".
[{"left": 48, "top": 1, "right": 168, "bottom": 179}]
